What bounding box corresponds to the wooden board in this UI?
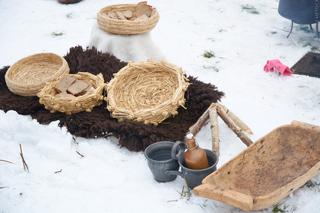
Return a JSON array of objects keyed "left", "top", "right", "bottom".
[{"left": 193, "top": 121, "right": 320, "bottom": 211}]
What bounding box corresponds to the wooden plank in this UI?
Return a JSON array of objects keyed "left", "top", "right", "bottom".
[{"left": 193, "top": 184, "right": 254, "bottom": 211}]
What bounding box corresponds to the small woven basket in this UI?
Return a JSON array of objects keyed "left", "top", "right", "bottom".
[
  {"left": 38, "top": 72, "right": 105, "bottom": 115},
  {"left": 97, "top": 3, "right": 159, "bottom": 35},
  {"left": 5, "top": 53, "right": 69, "bottom": 96},
  {"left": 106, "top": 61, "right": 189, "bottom": 125}
]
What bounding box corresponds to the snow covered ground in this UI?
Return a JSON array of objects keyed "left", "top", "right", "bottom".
[{"left": 1, "top": 0, "right": 320, "bottom": 212}]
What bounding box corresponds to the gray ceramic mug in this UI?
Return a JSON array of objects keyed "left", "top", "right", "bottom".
[
  {"left": 144, "top": 141, "right": 179, "bottom": 182},
  {"left": 167, "top": 141, "right": 218, "bottom": 189}
]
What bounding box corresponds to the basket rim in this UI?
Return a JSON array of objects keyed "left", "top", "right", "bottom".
[
  {"left": 5, "top": 52, "right": 68, "bottom": 88},
  {"left": 97, "top": 3, "right": 160, "bottom": 35},
  {"left": 98, "top": 3, "right": 159, "bottom": 23}
]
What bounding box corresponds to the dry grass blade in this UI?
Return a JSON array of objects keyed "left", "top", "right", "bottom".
[
  {"left": 19, "top": 144, "right": 29, "bottom": 172},
  {"left": 54, "top": 169, "right": 62, "bottom": 174},
  {"left": 76, "top": 151, "right": 85, "bottom": 158},
  {"left": 0, "top": 159, "right": 14, "bottom": 164}
]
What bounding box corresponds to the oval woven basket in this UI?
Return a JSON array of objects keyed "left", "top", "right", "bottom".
[
  {"left": 38, "top": 72, "right": 105, "bottom": 115},
  {"left": 106, "top": 61, "right": 189, "bottom": 125},
  {"left": 97, "top": 3, "right": 159, "bottom": 35},
  {"left": 5, "top": 53, "right": 69, "bottom": 96}
]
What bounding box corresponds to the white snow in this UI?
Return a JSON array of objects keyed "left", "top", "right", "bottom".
[
  {"left": 1, "top": 0, "right": 320, "bottom": 212},
  {"left": 89, "top": 23, "right": 164, "bottom": 61}
]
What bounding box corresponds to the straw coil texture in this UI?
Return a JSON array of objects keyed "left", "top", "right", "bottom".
[
  {"left": 106, "top": 61, "right": 189, "bottom": 125},
  {"left": 38, "top": 72, "right": 105, "bottom": 115},
  {"left": 97, "top": 4, "right": 159, "bottom": 35},
  {"left": 5, "top": 53, "right": 69, "bottom": 96}
]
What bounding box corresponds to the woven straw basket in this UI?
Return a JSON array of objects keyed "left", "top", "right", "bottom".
[
  {"left": 106, "top": 61, "right": 189, "bottom": 125},
  {"left": 97, "top": 3, "right": 159, "bottom": 35},
  {"left": 5, "top": 53, "right": 69, "bottom": 96},
  {"left": 38, "top": 72, "right": 105, "bottom": 115}
]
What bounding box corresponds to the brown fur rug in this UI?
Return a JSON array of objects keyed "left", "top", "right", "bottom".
[{"left": 0, "top": 46, "right": 224, "bottom": 151}]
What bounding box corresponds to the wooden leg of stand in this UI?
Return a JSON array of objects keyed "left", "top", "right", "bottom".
[
  {"left": 216, "top": 106, "right": 253, "bottom": 147},
  {"left": 217, "top": 104, "right": 253, "bottom": 134},
  {"left": 189, "top": 104, "right": 213, "bottom": 136},
  {"left": 209, "top": 106, "right": 220, "bottom": 156}
]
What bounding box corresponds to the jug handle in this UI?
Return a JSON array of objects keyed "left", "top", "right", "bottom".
[
  {"left": 165, "top": 170, "right": 184, "bottom": 178},
  {"left": 171, "top": 141, "right": 186, "bottom": 160}
]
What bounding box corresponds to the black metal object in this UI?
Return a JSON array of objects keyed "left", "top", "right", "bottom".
[
  {"left": 278, "top": 0, "right": 319, "bottom": 37},
  {"left": 287, "top": 20, "right": 294, "bottom": 38},
  {"left": 316, "top": 0, "right": 320, "bottom": 37}
]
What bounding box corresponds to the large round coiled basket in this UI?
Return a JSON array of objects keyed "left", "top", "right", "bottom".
[{"left": 106, "top": 61, "right": 189, "bottom": 125}]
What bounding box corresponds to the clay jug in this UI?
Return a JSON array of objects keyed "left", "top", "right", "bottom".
[{"left": 184, "top": 133, "right": 209, "bottom": 170}]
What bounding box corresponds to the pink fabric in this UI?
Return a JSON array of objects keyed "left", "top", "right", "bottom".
[{"left": 264, "top": 59, "right": 293, "bottom": 76}]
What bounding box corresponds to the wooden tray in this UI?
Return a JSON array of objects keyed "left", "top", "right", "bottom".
[{"left": 193, "top": 121, "right": 320, "bottom": 211}]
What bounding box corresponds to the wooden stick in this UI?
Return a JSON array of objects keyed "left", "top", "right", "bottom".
[
  {"left": 188, "top": 104, "right": 213, "bottom": 136},
  {"left": 19, "top": 144, "right": 29, "bottom": 172},
  {"left": 217, "top": 103, "right": 253, "bottom": 134},
  {"left": 209, "top": 106, "right": 220, "bottom": 156},
  {"left": 216, "top": 107, "right": 253, "bottom": 147},
  {"left": 54, "top": 169, "right": 62, "bottom": 174},
  {"left": 76, "top": 151, "right": 85, "bottom": 158},
  {"left": 0, "top": 159, "right": 14, "bottom": 164}
]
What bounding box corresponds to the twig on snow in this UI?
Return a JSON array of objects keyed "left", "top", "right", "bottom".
[
  {"left": 72, "top": 136, "right": 78, "bottom": 144},
  {"left": 166, "top": 199, "right": 178, "bottom": 203},
  {"left": 54, "top": 169, "right": 62, "bottom": 174},
  {"left": 179, "top": 179, "right": 191, "bottom": 200},
  {"left": 76, "top": 151, "right": 85, "bottom": 158},
  {"left": 0, "top": 159, "right": 14, "bottom": 164},
  {"left": 19, "top": 144, "right": 29, "bottom": 172}
]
